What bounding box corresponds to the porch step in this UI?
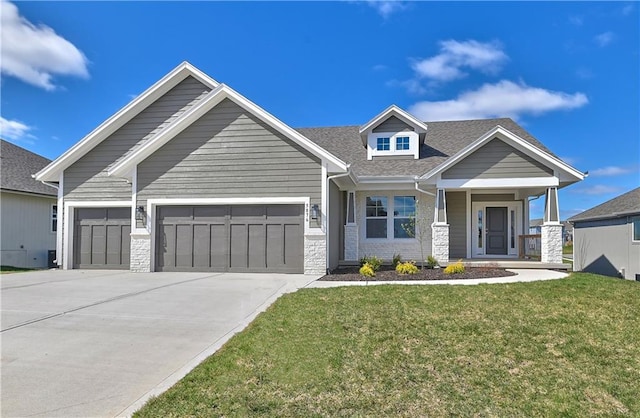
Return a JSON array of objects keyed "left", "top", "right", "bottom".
[{"left": 443, "top": 259, "right": 571, "bottom": 270}]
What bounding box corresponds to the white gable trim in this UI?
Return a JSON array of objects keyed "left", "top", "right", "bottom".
[
  {"left": 359, "top": 105, "right": 428, "bottom": 135},
  {"left": 420, "top": 125, "right": 585, "bottom": 182},
  {"left": 108, "top": 84, "right": 348, "bottom": 178},
  {"left": 35, "top": 62, "right": 218, "bottom": 182}
]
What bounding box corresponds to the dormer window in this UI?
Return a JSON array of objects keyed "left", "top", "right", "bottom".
[
  {"left": 360, "top": 105, "right": 428, "bottom": 161},
  {"left": 396, "top": 136, "right": 410, "bottom": 150},
  {"left": 377, "top": 137, "right": 390, "bottom": 151}
]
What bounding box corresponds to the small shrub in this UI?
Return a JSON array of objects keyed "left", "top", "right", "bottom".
[
  {"left": 392, "top": 253, "right": 403, "bottom": 268},
  {"left": 359, "top": 263, "right": 375, "bottom": 277},
  {"left": 360, "top": 255, "right": 382, "bottom": 271},
  {"left": 426, "top": 255, "right": 439, "bottom": 269},
  {"left": 444, "top": 260, "right": 465, "bottom": 275},
  {"left": 396, "top": 261, "right": 418, "bottom": 275}
]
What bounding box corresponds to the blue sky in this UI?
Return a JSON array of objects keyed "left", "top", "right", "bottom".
[{"left": 1, "top": 1, "right": 638, "bottom": 220}]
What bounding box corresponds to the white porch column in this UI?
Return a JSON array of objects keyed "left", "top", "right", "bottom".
[
  {"left": 541, "top": 187, "right": 563, "bottom": 263},
  {"left": 431, "top": 188, "right": 449, "bottom": 263},
  {"left": 344, "top": 191, "right": 358, "bottom": 261}
]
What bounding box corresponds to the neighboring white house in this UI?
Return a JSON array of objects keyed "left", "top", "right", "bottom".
[
  {"left": 569, "top": 187, "right": 640, "bottom": 281},
  {"left": 1, "top": 140, "right": 57, "bottom": 268}
]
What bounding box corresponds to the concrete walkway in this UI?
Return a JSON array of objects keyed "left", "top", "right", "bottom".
[{"left": 305, "top": 269, "right": 569, "bottom": 288}]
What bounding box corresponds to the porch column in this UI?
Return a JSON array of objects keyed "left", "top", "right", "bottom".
[
  {"left": 432, "top": 188, "right": 449, "bottom": 263},
  {"left": 344, "top": 191, "right": 359, "bottom": 261},
  {"left": 541, "top": 187, "right": 563, "bottom": 264}
]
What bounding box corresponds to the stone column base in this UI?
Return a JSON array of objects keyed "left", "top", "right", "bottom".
[
  {"left": 541, "top": 224, "right": 563, "bottom": 264},
  {"left": 130, "top": 233, "right": 151, "bottom": 272},
  {"left": 432, "top": 223, "right": 449, "bottom": 264},
  {"left": 304, "top": 233, "right": 326, "bottom": 275},
  {"left": 344, "top": 224, "right": 358, "bottom": 261}
]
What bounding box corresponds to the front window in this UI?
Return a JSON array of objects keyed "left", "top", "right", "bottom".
[
  {"left": 51, "top": 204, "right": 58, "bottom": 233},
  {"left": 394, "top": 196, "right": 416, "bottom": 238},
  {"left": 396, "top": 136, "right": 410, "bottom": 151},
  {"left": 366, "top": 196, "right": 387, "bottom": 238},
  {"left": 376, "top": 137, "right": 390, "bottom": 151},
  {"left": 633, "top": 218, "right": 640, "bottom": 241}
]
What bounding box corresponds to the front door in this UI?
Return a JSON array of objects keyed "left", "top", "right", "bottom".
[{"left": 486, "top": 207, "right": 507, "bottom": 255}]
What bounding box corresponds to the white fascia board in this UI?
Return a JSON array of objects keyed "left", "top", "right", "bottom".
[
  {"left": 357, "top": 175, "right": 418, "bottom": 183},
  {"left": 437, "top": 177, "right": 559, "bottom": 189},
  {"left": 108, "top": 84, "right": 348, "bottom": 178},
  {"left": 420, "top": 125, "right": 585, "bottom": 182},
  {"left": 35, "top": 62, "right": 219, "bottom": 182},
  {"left": 359, "top": 105, "right": 428, "bottom": 134}
]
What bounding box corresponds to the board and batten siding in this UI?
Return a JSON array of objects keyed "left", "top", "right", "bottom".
[
  {"left": 446, "top": 191, "right": 467, "bottom": 258},
  {"left": 64, "top": 76, "right": 211, "bottom": 201},
  {"left": 0, "top": 192, "right": 57, "bottom": 268},
  {"left": 442, "top": 138, "right": 553, "bottom": 179},
  {"left": 372, "top": 116, "right": 415, "bottom": 133},
  {"left": 136, "top": 98, "right": 322, "bottom": 227}
]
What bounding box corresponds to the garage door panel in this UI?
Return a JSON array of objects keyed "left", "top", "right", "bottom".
[
  {"left": 107, "top": 207, "right": 130, "bottom": 220},
  {"left": 121, "top": 224, "right": 131, "bottom": 266},
  {"left": 175, "top": 224, "right": 193, "bottom": 268},
  {"left": 106, "top": 225, "right": 122, "bottom": 265},
  {"left": 158, "top": 224, "right": 176, "bottom": 269},
  {"left": 248, "top": 224, "right": 266, "bottom": 268},
  {"left": 156, "top": 205, "right": 303, "bottom": 273},
  {"left": 91, "top": 225, "right": 107, "bottom": 265},
  {"left": 230, "top": 224, "right": 248, "bottom": 269},
  {"left": 77, "top": 225, "right": 92, "bottom": 266},
  {"left": 193, "top": 224, "right": 211, "bottom": 268}
]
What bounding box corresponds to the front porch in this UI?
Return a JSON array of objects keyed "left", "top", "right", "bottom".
[{"left": 441, "top": 258, "right": 571, "bottom": 271}]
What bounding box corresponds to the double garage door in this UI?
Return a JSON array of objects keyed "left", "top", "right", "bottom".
[
  {"left": 156, "top": 205, "right": 304, "bottom": 273},
  {"left": 73, "top": 205, "right": 304, "bottom": 272}
]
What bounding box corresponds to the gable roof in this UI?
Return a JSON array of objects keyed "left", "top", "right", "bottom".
[
  {"left": 569, "top": 187, "right": 640, "bottom": 222},
  {"left": 0, "top": 140, "right": 56, "bottom": 196},
  {"left": 359, "top": 105, "right": 428, "bottom": 146},
  {"left": 298, "top": 118, "right": 575, "bottom": 180},
  {"left": 108, "top": 83, "right": 348, "bottom": 178},
  {"left": 35, "top": 62, "right": 219, "bottom": 182}
]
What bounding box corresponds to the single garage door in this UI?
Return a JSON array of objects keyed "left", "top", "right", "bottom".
[
  {"left": 156, "top": 205, "right": 303, "bottom": 273},
  {"left": 73, "top": 207, "right": 131, "bottom": 269}
]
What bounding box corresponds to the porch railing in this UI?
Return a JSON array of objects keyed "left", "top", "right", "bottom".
[{"left": 519, "top": 234, "right": 541, "bottom": 260}]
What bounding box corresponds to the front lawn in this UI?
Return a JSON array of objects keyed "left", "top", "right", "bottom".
[
  {"left": 136, "top": 273, "right": 639, "bottom": 417},
  {"left": 0, "top": 265, "right": 34, "bottom": 274}
]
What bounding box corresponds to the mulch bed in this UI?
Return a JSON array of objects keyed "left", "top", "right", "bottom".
[{"left": 320, "top": 265, "right": 517, "bottom": 281}]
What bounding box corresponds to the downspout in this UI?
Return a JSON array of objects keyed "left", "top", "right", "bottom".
[{"left": 325, "top": 164, "right": 352, "bottom": 274}]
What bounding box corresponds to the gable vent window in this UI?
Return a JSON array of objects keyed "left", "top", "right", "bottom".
[
  {"left": 396, "top": 136, "right": 410, "bottom": 151},
  {"left": 376, "top": 137, "right": 390, "bottom": 151}
]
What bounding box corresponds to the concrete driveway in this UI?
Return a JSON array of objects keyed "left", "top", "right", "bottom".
[{"left": 1, "top": 270, "right": 317, "bottom": 417}]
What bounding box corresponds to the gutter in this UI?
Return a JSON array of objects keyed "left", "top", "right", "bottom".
[
  {"left": 326, "top": 164, "right": 352, "bottom": 182},
  {"left": 414, "top": 177, "right": 435, "bottom": 197}
]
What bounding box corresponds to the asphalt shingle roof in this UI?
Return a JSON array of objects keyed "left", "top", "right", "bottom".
[
  {"left": 568, "top": 187, "right": 640, "bottom": 222},
  {"left": 1, "top": 139, "right": 57, "bottom": 196},
  {"left": 297, "top": 118, "right": 555, "bottom": 178}
]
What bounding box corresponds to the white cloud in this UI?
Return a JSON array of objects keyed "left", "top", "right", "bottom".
[
  {"left": 0, "top": 116, "right": 35, "bottom": 141},
  {"left": 621, "top": 4, "right": 634, "bottom": 16},
  {"left": 0, "top": 0, "right": 89, "bottom": 90},
  {"left": 570, "top": 185, "right": 623, "bottom": 195},
  {"left": 366, "top": 1, "right": 408, "bottom": 18},
  {"left": 372, "top": 64, "right": 388, "bottom": 72},
  {"left": 408, "top": 80, "right": 588, "bottom": 121},
  {"left": 412, "top": 40, "right": 508, "bottom": 82},
  {"left": 569, "top": 15, "right": 583, "bottom": 26},
  {"left": 594, "top": 31, "right": 615, "bottom": 47},
  {"left": 591, "top": 165, "right": 637, "bottom": 177}
]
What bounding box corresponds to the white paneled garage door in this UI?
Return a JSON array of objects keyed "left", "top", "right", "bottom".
[{"left": 155, "top": 205, "right": 304, "bottom": 273}]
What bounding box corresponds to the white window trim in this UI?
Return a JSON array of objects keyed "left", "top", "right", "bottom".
[
  {"left": 51, "top": 203, "right": 58, "bottom": 234},
  {"left": 363, "top": 193, "right": 417, "bottom": 242},
  {"left": 471, "top": 201, "right": 522, "bottom": 258},
  {"left": 367, "top": 131, "right": 419, "bottom": 160},
  {"left": 632, "top": 217, "right": 640, "bottom": 243}
]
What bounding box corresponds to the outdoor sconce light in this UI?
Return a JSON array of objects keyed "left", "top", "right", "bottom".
[
  {"left": 136, "top": 206, "right": 146, "bottom": 221},
  {"left": 311, "top": 204, "right": 319, "bottom": 220}
]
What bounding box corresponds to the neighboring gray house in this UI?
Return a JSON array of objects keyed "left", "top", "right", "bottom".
[
  {"left": 530, "top": 218, "right": 573, "bottom": 243},
  {"left": 35, "top": 62, "right": 585, "bottom": 274},
  {"left": 1, "top": 140, "right": 57, "bottom": 268},
  {"left": 569, "top": 187, "right": 640, "bottom": 280}
]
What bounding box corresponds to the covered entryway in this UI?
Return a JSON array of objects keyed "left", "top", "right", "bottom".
[
  {"left": 156, "top": 205, "right": 304, "bottom": 273},
  {"left": 73, "top": 207, "right": 131, "bottom": 269}
]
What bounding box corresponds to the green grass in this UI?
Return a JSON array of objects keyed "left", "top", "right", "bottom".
[
  {"left": 563, "top": 244, "right": 573, "bottom": 254},
  {"left": 136, "top": 274, "right": 640, "bottom": 417},
  {"left": 0, "top": 265, "right": 35, "bottom": 274}
]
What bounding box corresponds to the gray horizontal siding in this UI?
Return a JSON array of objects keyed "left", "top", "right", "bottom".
[
  {"left": 372, "top": 116, "right": 414, "bottom": 133},
  {"left": 442, "top": 138, "right": 553, "bottom": 179},
  {"left": 447, "top": 191, "right": 467, "bottom": 258},
  {"left": 137, "top": 98, "right": 322, "bottom": 227},
  {"left": 64, "top": 76, "right": 211, "bottom": 201}
]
